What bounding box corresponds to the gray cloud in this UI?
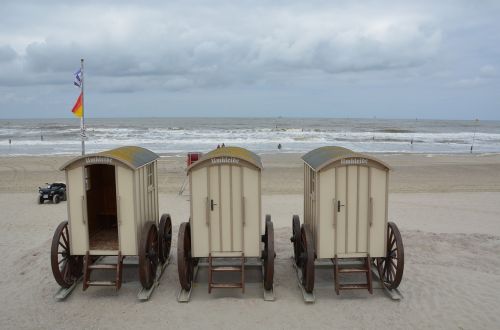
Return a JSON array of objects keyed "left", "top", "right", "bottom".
[
  {"left": 0, "top": 45, "right": 17, "bottom": 62},
  {"left": 0, "top": 1, "right": 499, "bottom": 119},
  {"left": 0, "top": 1, "right": 444, "bottom": 91}
]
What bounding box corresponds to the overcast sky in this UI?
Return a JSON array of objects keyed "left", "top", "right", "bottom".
[{"left": 0, "top": 0, "right": 499, "bottom": 119}]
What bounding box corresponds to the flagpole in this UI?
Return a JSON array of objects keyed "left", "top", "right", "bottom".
[{"left": 80, "top": 58, "right": 85, "bottom": 155}]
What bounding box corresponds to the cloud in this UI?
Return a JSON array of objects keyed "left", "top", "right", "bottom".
[
  {"left": 480, "top": 65, "right": 497, "bottom": 77},
  {"left": 0, "top": 2, "right": 443, "bottom": 91},
  {"left": 449, "top": 64, "right": 498, "bottom": 88},
  {"left": 0, "top": 45, "right": 17, "bottom": 62},
  {"left": 449, "top": 77, "right": 486, "bottom": 88}
]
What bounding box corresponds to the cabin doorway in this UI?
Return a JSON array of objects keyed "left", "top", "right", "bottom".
[{"left": 85, "top": 164, "right": 119, "bottom": 250}]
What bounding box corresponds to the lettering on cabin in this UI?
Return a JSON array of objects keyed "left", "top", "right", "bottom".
[
  {"left": 341, "top": 158, "right": 368, "bottom": 165},
  {"left": 211, "top": 157, "right": 240, "bottom": 165},
  {"left": 85, "top": 157, "right": 113, "bottom": 165}
]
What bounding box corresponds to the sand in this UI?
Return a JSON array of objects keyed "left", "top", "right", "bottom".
[{"left": 0, "top": 153, "right": 499, "bottom": 329}]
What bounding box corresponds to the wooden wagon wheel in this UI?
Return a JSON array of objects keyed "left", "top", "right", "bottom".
[
  {"left": 300, "top": 224, "right": 315, "bottom": 293},
  {"left": 177, "top": 222, "right": 194, "bottom": 291},
  {"left": 158, "top": 214, "right": 172, "bottom": 263},
  {"left": 139, "top": 221, "right": 159, "bottom": 289},
  {"left": 376, "top": 221, "right": 404, "bottom": 290},
  {"left": 290, "top": 215, "right": 301, "bottom": 265},
  {"left": 262, "top": 216, "right": 275, "bottom": 290},
  {"left": 50, "top": 221, "right": 83, "bottom": 288}
]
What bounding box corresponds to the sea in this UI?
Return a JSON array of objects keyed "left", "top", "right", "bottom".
[{"left": 1, "top": 117, "right": 499, "bottom": 156}]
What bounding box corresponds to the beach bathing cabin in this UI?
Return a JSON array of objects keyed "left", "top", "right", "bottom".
[
  {"left": 177, "top": 146, "right": 275, "bottom": 299},
  {"left": 50, "top": 146, "right": 172, "bottom": 295},
  {"left": 291, "top": 146, "right": 404, "bottom": 295}
]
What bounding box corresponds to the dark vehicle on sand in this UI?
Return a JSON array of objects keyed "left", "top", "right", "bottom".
[{"left": 38, "top": 183, "right": 66, "bottom": 204}]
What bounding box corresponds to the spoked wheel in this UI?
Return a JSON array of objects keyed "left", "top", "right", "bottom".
[
  {"left": 376, "top": 222, "right": 404, "bottom": 290},
  {"left": 158, "top": 214, "right": 172, "bottom": 263},
  {"left": 51, "top": 221, "right": 83, "bottom": 288},
  {"left": 262, "top": 216, "right": 275, "bottom": 290},
  {"left": 300, "top": 224, "right": 315, "bottom": 293},
  {"left": 290, "top": 215, "right": 301, "bottom": 265},
  {"left": 177, "top": 222, "right": 194, "bottom": 291},
  {"left": 139, "top": 221, "right": 159, "bottom": 289}
]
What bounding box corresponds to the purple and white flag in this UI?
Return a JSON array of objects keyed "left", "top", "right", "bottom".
[{"left": 73, "top": 68, "right": 82, "bottom": 87}]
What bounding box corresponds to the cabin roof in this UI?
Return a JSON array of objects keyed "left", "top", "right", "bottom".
[
  {"left": 188, "top": 146, "right": 262, "bottom": 172},
  {"left": 60, "top": 146, "right": 159, "bottom": 171},
  {"left": 302, "top": 146, "right": 390, "bottom": 171}
]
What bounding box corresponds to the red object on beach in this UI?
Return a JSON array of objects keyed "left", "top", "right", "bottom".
[{"left": 187, "top": 152, "right": 202, "bottom": 167}]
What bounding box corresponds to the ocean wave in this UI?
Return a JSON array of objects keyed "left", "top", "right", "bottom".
[{"left": 2, "top": 118, "right": 500, "bottom": 155}]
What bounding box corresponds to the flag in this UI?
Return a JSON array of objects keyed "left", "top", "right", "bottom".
[
  {"left": 74, "top": 68, "right": 82, "bottom": 87},
  {"left": 71, "top": 92, "right": 83, "bottom": 118}
]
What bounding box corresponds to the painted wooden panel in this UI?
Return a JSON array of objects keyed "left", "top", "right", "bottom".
[
  {"left": 219, "top": 165, "right": 232, "bottom": 251},
  {"left": 67, "top": 166, "right": 88, "bottom": 255},
  {"left": 335, "top": 166, "right": 347, "bottom": 255},
  {"left": 231, "top": 166, "right": 243, "bottom": 252},
  {"left": 242, "top": 167, "right": 260, "bottom": 257},
  {"left": 317, "top": 168, "right": 335, "bottom": 258},
  {"left": 357, "top": 166, "right": 369, "bottom": 253},
  {"left": 369, "top": 168, "right": 387, "bottom": 257},
  {"left": 116, "top": 166, "right": 136, "bottom": 255},
  {"left": 346, "top": 166, "right": 358, "bottom": 253},
  {"left": 209, "top": 166, "right": 221, "bottom": 251},
  {"left": 191, "top": 168, "right": 209, "bottom": 257}
]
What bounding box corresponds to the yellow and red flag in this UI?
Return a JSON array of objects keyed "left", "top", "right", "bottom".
[{"left": 71, "top": 92, "right": 83, "bottom": 118}]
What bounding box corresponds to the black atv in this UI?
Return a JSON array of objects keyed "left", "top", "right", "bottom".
[{"left": 38, "top": 183, "right": 67, "bottom": 204}]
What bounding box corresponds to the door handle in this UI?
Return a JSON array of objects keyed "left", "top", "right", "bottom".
[
  {"left": 337, "top": 200, "right": 345, "bottom": 212},
  {"left": 211, "top": 199, "right": 217, "bottom": 211}
]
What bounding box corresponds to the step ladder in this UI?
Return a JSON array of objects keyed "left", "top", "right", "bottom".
[
  {"left": 83, "top": 251, "right": 123, "bottom": 291},
  {"left": 333, "top": 255, "right": 373, "bottom": 295},
  {"left": 208, "top": 253, "right": 245, "bottom": 293}
]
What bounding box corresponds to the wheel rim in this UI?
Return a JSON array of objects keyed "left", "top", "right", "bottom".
[
  {"left": 177, "top": 222, "right": 193, "bottom": 291},
  {"left": 51, "top": 221, "right": 82, "bottom": 288},
  {"left": 139, "top": 222, "right": 159, "bottom": 289},
  {"left": 263, "top": 217, "right": 274, "bottom": 290},
  {"left": 377, "top": 222, "right": 404, "bottom": 290},
  {"left": 300, "top": 224, "right": 315, "bottom": 293},
  {"left": 158, "top": 214, "right": 172, "bottom": 263},
  {"left": 291, "top": 215, "right": 301, "bottom": 265}
]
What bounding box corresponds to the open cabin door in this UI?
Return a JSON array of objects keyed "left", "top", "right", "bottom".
[
  {"left": 208, "top": 165, "right": 244, "bottom": 254},
  {"left": 85, "top": 164, "right": 119, "bottom": 251}
]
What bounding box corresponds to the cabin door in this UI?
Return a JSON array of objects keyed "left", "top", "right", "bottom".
[
  {"left": 335, "top": 166, "right": 370, "bottom": 255},
  {"left": 208, "top": 165, "right": 243, "bottom": 253},
  {"left": 85, "top": 164, "right": 119, "bottom": 251}
]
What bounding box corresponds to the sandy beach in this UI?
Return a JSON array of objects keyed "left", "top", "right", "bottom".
[{"left": 1, "top": 153, "right": 500, "bottom": 329}]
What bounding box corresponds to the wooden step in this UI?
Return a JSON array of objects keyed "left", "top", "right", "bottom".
[
  {"left": 211, "top": 266, "right": 242, "bottom": 272},
  {"left": 88, "top": 264, "right": 117, "bottom": 270},
  {"left": 208, "top": 252, "right": 245, "bottom": 293},
  {"left": 338, "top": 267, "right": 368, "bottom": 273},
  {"left": 210, "top": 283, "right": 243, "bottom": 289},
  {"left": 87, "top": 281, "right": 116, "bottom": 287},
  {"left": 334, "top": 255, "right": 373, "bottom": 295},
  {"left": 82, "top": 251, "right": 123, "bottom": 291}
]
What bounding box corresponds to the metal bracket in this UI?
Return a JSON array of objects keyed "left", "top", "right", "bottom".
[
  {"left": 261, "top": 263, "right": 275, "bottom": 301},
  {"left": 137, "top": 256, "right": 170, "bottom": 301},
  {"left": 370, "top": 265, "right": 403, "bottom": 301},
  {"left": 177, "top": 263, "right": 200, "bottom": 303},
  {"left": 292, "top": 260, "right": 315, "bottom": 303},
  {"left": 81, "top": 196, "right": 86, "bottom": 224},
  {"left": 54, "top": 276, "right": 82, "bottom": 301}
]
